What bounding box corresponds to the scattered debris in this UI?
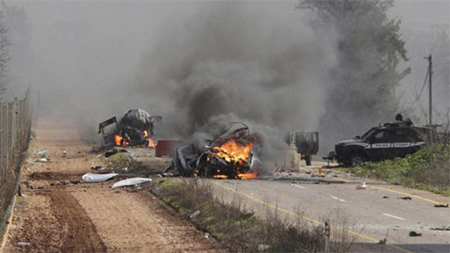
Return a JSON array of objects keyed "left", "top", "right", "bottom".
[
  {"left": 430, "top": 226, "right": 450, "bottom": 231},
  {"left": 434, "top": 204, "right": 449, "bottom": 208},
  {"left": 17, "top": 242, "right": 31, "bottom": 246},
  {"left": 383, "top": 196, "right": 389, "bottom": 199},
  {"left": 105, "top": 150, "right": 117, "bottom": 158},
  {"left": 36, "top": 150, "right": 49, "bottom": 158},
  {"left": 111, "top": 177, "right": 152, "bottom": 189},
  {"left": 189, "top": 210, "right": 201, "bottom": 219},
  {"left": 36, "top": 158, "right": 49, "bottom": 163},
  {"left": 257, "top": 244, "right": 270, "bottom": 251},
  {"left": 204, "top": 232, "right": 210, "bottom": 239},
  {"left": 70, "top": 179, "right": 80, "bottom": 184},
  {"left": 91, "top": 166, "right": 106, "bottom": 171},
  {"left": 378, "top": 238, "right": 387, "bottom": 244},
  {"left": 409, "top": 231, "right": 422, "bottom": 237},
  {"left": 82, "top": 173, "right": 118, "bottom": 183},
  {"left": 398, "top": 196, "right": 412, "bottom": 200},
  {"left": 356, "top": 182, "right": 367, "bottom": 190}
]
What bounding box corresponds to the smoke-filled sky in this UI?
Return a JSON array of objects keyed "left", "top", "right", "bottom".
[{"left": 6, "top": 0, "right": 450, "bottom": 147}]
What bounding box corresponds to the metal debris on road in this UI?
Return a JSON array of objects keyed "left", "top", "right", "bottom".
[
  {"left": 82, "top": 173, "right": 118, "bottom": 183},
  {"left": 356, "top": 182, "right": 367, "bottom": 190},
  {"left": 111, "top": 177, "right": 152, "bottom": 189},
  {"left": 430, "top": 226, "right": 450, "bottom": 231},
  {"left": 378, "top": 238, "right": 387, "bottom": 244},
  {"left": 409, "top": 231, "right": 422, "bottom": 236}
]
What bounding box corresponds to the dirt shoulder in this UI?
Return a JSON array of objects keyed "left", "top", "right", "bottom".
[{"left": 3, "top": 115, "right": 222, "bottom": 252}]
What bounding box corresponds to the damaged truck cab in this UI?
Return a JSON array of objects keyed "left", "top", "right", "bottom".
[{"left": 98, "top": 109, "right": 161, "bottom": 147}]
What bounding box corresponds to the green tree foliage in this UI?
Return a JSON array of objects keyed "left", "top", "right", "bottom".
[{"left": 299, "top": 0, "right": 410, "bottom": 146}]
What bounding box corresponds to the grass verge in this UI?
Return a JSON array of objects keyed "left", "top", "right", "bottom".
[
  {"left": 150, "top": 178, "right": 352, "bottom": 252},
  {"left": 107, "top": 152, "right": 157, "bottom": 176},
  {"left": 346, "top": 144, "right": 450, "bottom": 196}
]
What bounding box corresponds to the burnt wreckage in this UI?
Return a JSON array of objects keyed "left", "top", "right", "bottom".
[
  {"left": 168, "top": 123, "right": 260, "bottom": 179},
  {"left": 98, "top": 109, "right": 161, "bottom": 147}
]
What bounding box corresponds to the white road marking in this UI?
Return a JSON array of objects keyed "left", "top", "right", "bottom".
[
  {"left": 291, "top": 184, "right": 306, "bottom": 189},
  {"left": 383, "top": 213, "right": 405, "bottom": 221},
  {"left": 330, "top": 196, "right": 347, "bottom": 202}
]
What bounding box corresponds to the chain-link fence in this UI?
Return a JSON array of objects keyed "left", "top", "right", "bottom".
[{"left": 0, "top": 91, "right": 31, "bottom": 241}]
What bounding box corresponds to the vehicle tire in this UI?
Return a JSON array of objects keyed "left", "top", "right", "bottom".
[
  {"left": 348, "top": 153, "right": 366, "bottom": 167},
  {"left": 305, "top": 155, "right": 312, "bottom": 166}
]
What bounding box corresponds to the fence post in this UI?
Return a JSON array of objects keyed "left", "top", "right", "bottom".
[
  {"left": 324, "top": 221, "right": 331, "bottom": 253},
  {"left": 0, "top": 104, "right": 3, "bottom": 182}
]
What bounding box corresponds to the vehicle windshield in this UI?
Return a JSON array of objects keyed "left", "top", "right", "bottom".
[{"left": 361, "top": 127, "right": 377, "bottom": 141}]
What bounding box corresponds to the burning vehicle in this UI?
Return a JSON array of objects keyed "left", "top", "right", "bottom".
[
  {"left": 98, "top": 109, "right": 161, "bottom": 148},
  {"left": 167, "top": 122, "right": 259, "bottom": 179}
]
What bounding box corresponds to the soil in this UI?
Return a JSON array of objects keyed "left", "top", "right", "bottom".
[{"left": 3, "top": 114, "right": 224, "bottom": 253}]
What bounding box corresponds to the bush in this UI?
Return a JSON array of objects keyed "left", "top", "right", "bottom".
[
  {"left": 361, "top": 144, "right": 450, "bottom": 196},
  {"left": 150, "top": 179, "right": 335, "bottom": 252}
]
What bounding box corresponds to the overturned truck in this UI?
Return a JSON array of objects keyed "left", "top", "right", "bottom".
[{"left": 167, "top": 123, "right": 260, "bottom": 179}]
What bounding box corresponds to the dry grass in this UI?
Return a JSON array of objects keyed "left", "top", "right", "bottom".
[{"left": 150, "top": 178, "right": 353, "bottom": 252}]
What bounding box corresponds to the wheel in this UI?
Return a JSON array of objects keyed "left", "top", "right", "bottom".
[
  {"left": 305, "top": 155, "right": 312, "bottom": 166},
  {"left": 348, "top": 153, "right": 366, "bottom": 167}
]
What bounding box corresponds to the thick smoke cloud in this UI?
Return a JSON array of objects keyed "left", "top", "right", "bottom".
[{"left": 136, "top": 1, "right": 336, "bottom": 141}]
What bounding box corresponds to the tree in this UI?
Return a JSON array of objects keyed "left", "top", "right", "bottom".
[
  {"left": 0, "top": 1, "right": 10, "bottom": 102},
  {"left": 299, "top": 0, "right": 410, "bottom": 150}
]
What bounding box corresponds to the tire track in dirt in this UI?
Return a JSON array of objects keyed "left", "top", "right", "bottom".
[{"left": 48, "top": 189, "right": 107, "bottom": 253}]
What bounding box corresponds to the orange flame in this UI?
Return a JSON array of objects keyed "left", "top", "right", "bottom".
[
  {"left": 114, "top": 134, "right": 128, "bottom": 146},
  {"left": 212, "top": 173, "right": 258, "bottom": 179},
  {"left": 143, "top": 130, "right": 156, "bottom": 148},
  {"left": 238, "top": 172, "right": 258, "bottom": 179},
  {"left": 211, "top": 140, "right": 253, "bottom": 166},
  {"left": 148, "top": 138, "right": 156, "bottom": 148},
  {"left": 213, "top": 175, "right": 229, "bottom": 179}
]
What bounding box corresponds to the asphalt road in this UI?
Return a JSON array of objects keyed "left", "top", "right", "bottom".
[{"left": 210, "top": 171, "right": 450, "bottom": 253}]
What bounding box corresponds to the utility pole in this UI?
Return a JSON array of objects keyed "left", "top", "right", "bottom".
[{"left": 425, "top": 55, "right": 433, "bottom": 126}]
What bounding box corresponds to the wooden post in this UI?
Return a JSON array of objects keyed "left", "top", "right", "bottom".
[
  {"left": 425, "top": 55, "right": 433, "bottom": 126},
  {"left": 324, "top": 221, "right": 331, "bottom": 253}
]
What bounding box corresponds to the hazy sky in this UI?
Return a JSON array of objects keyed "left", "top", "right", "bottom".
[
  {"left": 390, "top": 0, "right": 449, "bottom": 25},
  {"left": 5, "top": 0, "right": 450, "bottom": 133}
]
